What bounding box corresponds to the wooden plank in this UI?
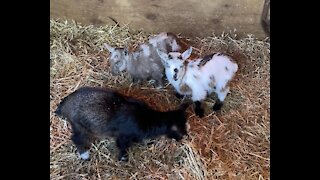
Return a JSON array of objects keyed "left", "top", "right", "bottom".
[{"left": 50, "top": 0, "right": 267, "bottom": 39}]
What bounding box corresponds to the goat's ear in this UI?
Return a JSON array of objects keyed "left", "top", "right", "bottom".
[
  {"left": 182, "top": 46, "right": 192, "bottom": 60},
  {"left": 157, "top": 49, "right": 169, "bottom": 67},
  {"left": 156, "top": 49, "right": 167, "bottom": 60},
  {"left": 104, "top": 43, "right": 115, "bottom": 53}
]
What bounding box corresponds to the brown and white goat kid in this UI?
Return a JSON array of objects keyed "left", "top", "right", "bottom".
[
  {"left": 104, "top": 32, "right": 195, "bottom": 88},
  {"left": 157, "top": 47, "right": 238, "bottom": 117}
]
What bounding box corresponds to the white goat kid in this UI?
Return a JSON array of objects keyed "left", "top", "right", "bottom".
[
  {"left": 157, "top": 47, "right": 238, "bottom": 117},
  {"left": 104, "top": 43, "right": 165, "bottom": 88},
  {"left": 104, "top": 32, "right": 186, "bottom": 88}
]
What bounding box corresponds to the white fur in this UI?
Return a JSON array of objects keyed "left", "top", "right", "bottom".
[
  {"left": 149, "top": 32, "right": 182, "bottom": 52},
  {"left": 80, "top": 151, "right": 90, "bottom": 160},
  {"left": 140, "top": 44, "right": 151, "bottom": 57},
  {"left": 171, "top": 39, "right": 180, "bottom": 52},
  {"left": 149, "top": 32, "right": 168, "bottom": 47},
  {"left": 157, "top": 47, "right": 238, "bottom": 103}
]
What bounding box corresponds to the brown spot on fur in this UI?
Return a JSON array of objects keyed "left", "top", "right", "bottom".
[
  {"left": 167, "top": 32, "right": 188, "bottom": 50},
  {"left": 198, "top": 53, "right": 216, "bottom": 67},
  {"left": 208, "top": 75, "right": 216, "bottom": 89},
  {"left": 166, "top": 32, "right": 200, "bottom": 59},
  {"left": 188, "top": 54, "right": 200, "bottom": 60},
  {"left": 180, "top": 83, "right": 191, "bottom": 93}
]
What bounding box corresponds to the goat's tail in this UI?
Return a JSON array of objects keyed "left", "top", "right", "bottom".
[
  {"left": 54, "top": 96, "right": 68, "bottom": 117},
  {"left": 54, "top": 103, "right": 63, "bottom": 117}
]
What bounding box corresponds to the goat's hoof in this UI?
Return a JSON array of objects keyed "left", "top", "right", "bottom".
[
  {"left": 195, "top": 109, "right": 204, "bottom": 118},
  {"left": 119, "top": 156, "right": 128, "bottom": 162},
  {"left": 80, "top": 151, "right": 90, "bottom": 161},
  {"left": 174, "top": 135, "right": 183, "bottom": 142},
  {"left": 212, "top": 103, "right": 223, "bottom": 111}
]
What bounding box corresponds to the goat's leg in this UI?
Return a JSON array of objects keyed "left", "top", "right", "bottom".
[
  {"left": 70, "top": 122, "right": 95, "bottom": 160},
  {"left": 212, "top": 99, "right": 224, "bottom": 111},
  {"left": 71, "top": 132, "right": 93, "bottom": 160},
  {"left": 194, "top": 101, "right": 205, "bottom": 118},
  {"left": 213, "top": 87, "right": 229, "bottom": 111},
  {"left": 192, "top": 90, "right": 207, "bottom": 117},
  {"left": 116, "top": 135, "right": 133, "bottom": 162}
]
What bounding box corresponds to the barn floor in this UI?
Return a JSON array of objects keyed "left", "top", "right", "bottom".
[{"left": 50, "top": 19, "right": 270, "bottom": 180}]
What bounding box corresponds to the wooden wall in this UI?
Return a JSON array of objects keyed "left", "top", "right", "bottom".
[{"left": 50, "top": 0, "right": 268, "bottom": 39}]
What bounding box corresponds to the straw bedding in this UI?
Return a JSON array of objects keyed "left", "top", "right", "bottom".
[{"left": 50, "top": 19, "right": 270, "bottom": 180}]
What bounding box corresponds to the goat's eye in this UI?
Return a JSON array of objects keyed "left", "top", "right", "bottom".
[
  {"left": 168, "top": 54, "right": 172, "bottom": 59},
  {"left": 178, "top": 55, "right": 182, "bottom": 59},
  {"left": 174, "top": 68, "right": 178, "bottom": 72}
]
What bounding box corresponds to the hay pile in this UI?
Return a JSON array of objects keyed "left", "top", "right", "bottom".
[{"left": 50, "top": 19, "right": 270, "bottom": 180}]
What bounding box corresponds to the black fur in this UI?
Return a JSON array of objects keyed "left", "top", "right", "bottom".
[
  {"left": 194, "top": 101, "right": 204, "bottom": 118},
  {"left": 198, "top": 53, "right": 216, "bottom": 67},
  {"left": 174, "top": 92, "right": 185, "bottom": 99},
  {"left": 55, "top": 86, "right": 190, "bottom": 161},
  {"left": 212, "top": 99, "right": 223, "bottom": 111}
]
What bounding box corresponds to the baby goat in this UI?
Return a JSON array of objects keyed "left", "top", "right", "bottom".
[
  {"left": 104, "top": 32, "right": 194, "bottom": 88},
  {"left": 157, "top": 47, "right": 238, "bottom": 117},
  {"left": 55, "top": 86, "right": 189, "bottom": 161}
]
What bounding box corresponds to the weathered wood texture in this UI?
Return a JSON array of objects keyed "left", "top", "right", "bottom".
[{"left": 50, "top": 0, "right": 268, "bottom": 39}]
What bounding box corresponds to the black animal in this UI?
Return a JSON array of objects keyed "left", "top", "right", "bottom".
[{"left": 55, "top": 86, "right": 190, "bottom": 161}]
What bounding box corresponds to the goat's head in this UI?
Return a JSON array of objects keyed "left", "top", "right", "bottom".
[
  {"left": 104, "top": 43, "right": 129, "bottom": 75},
  {"left": 157, "top": 46, "right": 192, "bottom": 81}
]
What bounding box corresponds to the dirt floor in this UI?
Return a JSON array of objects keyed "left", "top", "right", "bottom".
[{"left": 50, "top": 19, "right": 270, "bottom": 180}]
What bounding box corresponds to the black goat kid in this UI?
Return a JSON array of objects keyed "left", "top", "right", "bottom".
[{"left": 55, "top": 87, "right": 190, "bottom": 161}]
